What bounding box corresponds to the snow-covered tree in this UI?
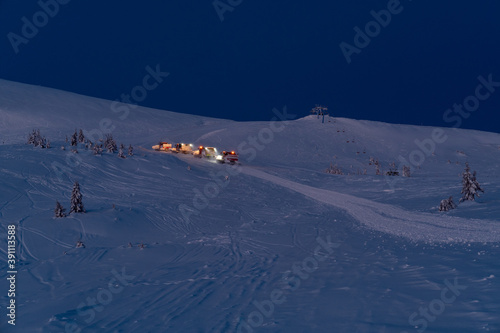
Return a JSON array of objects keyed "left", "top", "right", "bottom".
[
  {"left": 27, "top": 129, "right": 47, "bottom": 148},
  {"left": 70, "top": 130, "right": 78, "bottom": 146},
  {"left": 460, "top": 163, "right": 484, "bottom": 202},
  {"left": 39, "top": 136, "right": 47, "bottom": 148},
  {"left": 118, "top": 147, "right": 125, "bottom": 158},
  {"left": 93, "top": 144, "right": 103, "bottom": 155},
  {"left": 439, "top": 196, "right": 456, "bottom": 212},
  {"left": 76, "top": 240, "right": 85, "bottom": 248},
  {"left": 27, "top": 130, "right": 34, "bottom": 145},
  {"left": 128, "top": 144, "right": 134, "bottom": 156},
  {"left": 54, "top": 201, "right": 66, "bottom": 218},
  {"left": 70, "top": 181, "right": 85, "bottom": 213},
  {"left": 104, "top": 134, "right": 117, "bottom": 153},
  {"left": 402, "top": 165, "right": 411, "bottom": 177},
  {"left": 78, "top": 129, "right": 85, "bottom": 143}
]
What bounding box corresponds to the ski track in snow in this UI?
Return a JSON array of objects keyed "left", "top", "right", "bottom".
[
  {"left": 20, "top": 226, "right": 73, "bottom": 249},
  {"left": 241, "top": 167, "right": 500, "bottom": 243}
]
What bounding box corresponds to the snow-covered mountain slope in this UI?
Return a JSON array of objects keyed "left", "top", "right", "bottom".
[{"left": 1, "top": 79, "right": 499, "bottom": 332}]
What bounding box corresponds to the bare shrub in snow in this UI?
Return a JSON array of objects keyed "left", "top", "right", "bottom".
[
  {"left": 385, "top": 162, "right": 399, "bottom": 176},
  {"left": 326, "top": 163, "right": 343, "bottom": 175}
]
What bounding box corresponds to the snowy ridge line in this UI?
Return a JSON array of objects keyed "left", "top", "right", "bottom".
[{"left": 240, "top": 167, "right": 500, "bottom": 243}]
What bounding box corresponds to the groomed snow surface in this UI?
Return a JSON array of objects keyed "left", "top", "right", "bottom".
[{"left": 1, "top": 80, "right": 499, "bottom": 332}]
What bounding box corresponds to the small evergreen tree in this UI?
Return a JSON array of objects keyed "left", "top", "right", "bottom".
[
  {"left": 27, "top": 130, "right": 34, "bottom": 145},
  {"left": 70, "top": 181, "right": 85, "bottom": 213},
  {"left": 54, "top": 201, "right": 66, "bottom": 217},
  {"left": 460, "top": 163, "right": 484, "bottom": 202},
  {"left": 118, "top": 147, "right": 125, "bottom": 158},
  {"left": 128, "top": 144, "right": 134, "bottom": 156},
  {"left": 40, "top": 136, "right": 47, "bottom": 148},
  {"left": 104, "top": 134, "right": 117, "bottom": 153},
  {"left": 71, "top": 130, "right": 78, "bottom": 146},
  {"left": 93, "top": 144, "right": 100, "bottom": 155},
  {"left": 78, "top": 129, "right": 85, "bottom": 143},
  {"left": 402, "top": 165, "right": 411, "bottom": 177},
  {"left": 33, "top": 129, "right": 39, "bottom": 146},
  {"left": 439, "top": 196, "right": 456, "bottom": 212},
  {"left": 27, "top": 129, "right": 47, "bottom": 148}
]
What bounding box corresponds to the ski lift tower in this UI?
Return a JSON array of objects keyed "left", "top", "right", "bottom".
[{"left": 311, "top": 105, "right": 329, "bottom": 123}]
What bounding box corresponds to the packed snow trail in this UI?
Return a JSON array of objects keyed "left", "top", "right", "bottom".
[{"left": 240, "top": 166, "right": 500, "bottom": 243}]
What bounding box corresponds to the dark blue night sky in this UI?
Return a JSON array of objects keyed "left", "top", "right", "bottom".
[{"left": 1, "top": 1, "right": 500, "bottom": 133}]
